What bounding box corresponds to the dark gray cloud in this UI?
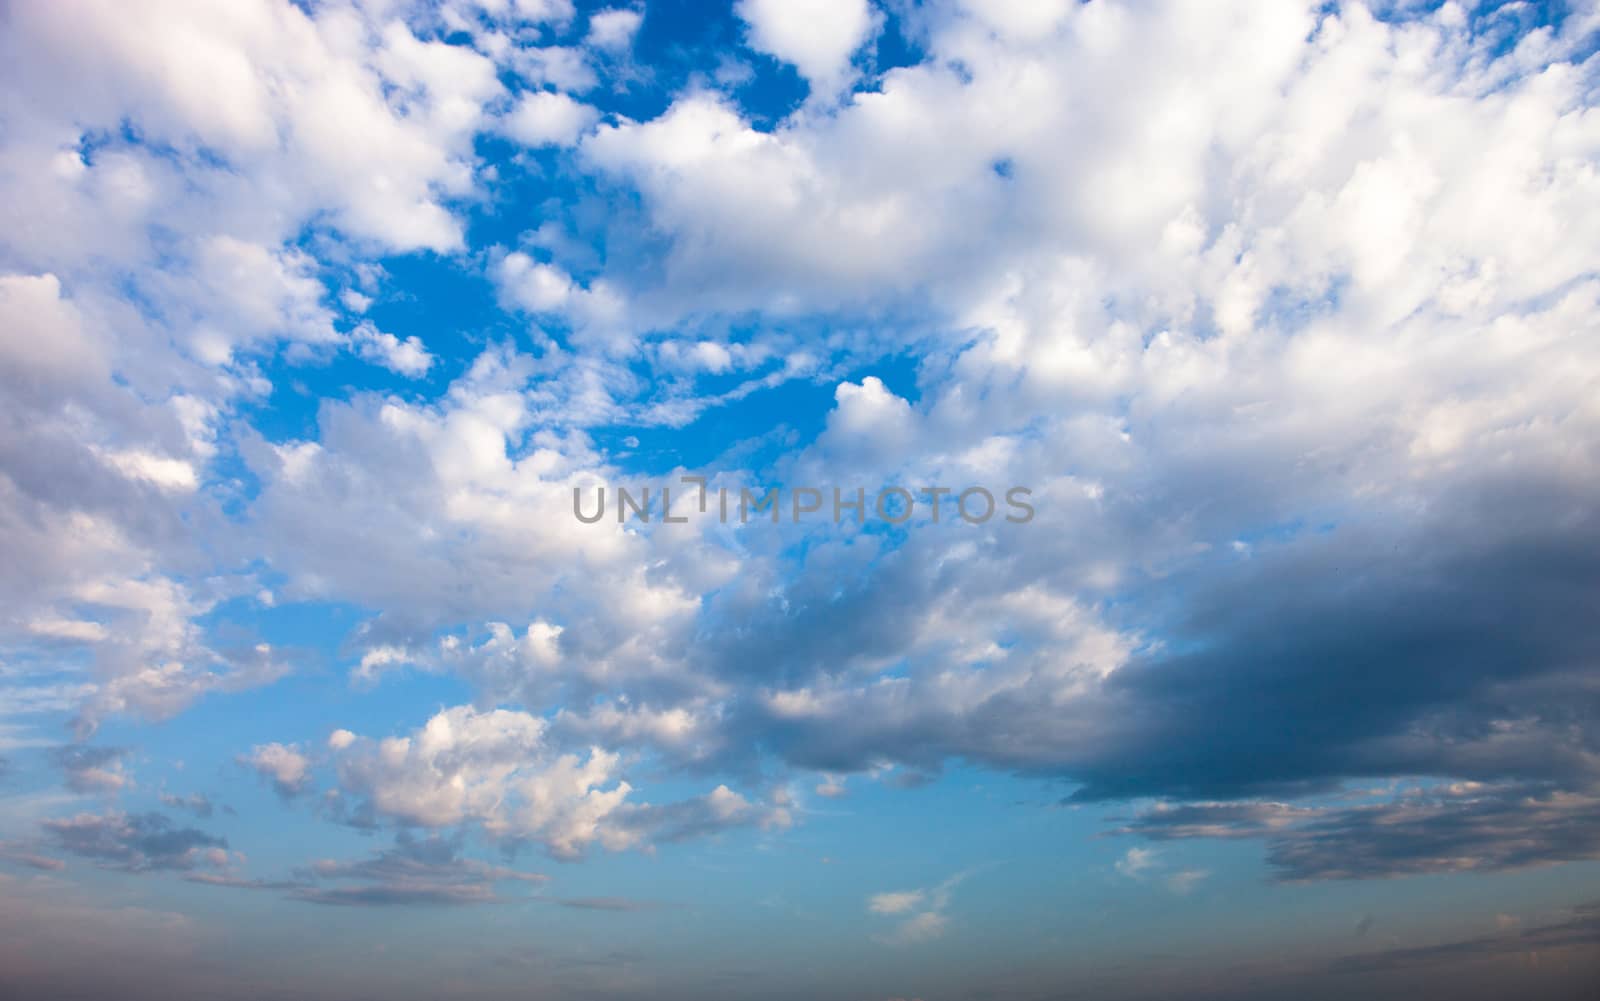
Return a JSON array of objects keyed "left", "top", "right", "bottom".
[
  {"left": 1117, "top": 783, "right": 1600, "bottom": 882},
  {"left": 184, "top": 872, "right": 307, "bottom": 892},
  {"left": 1138, "top": 902, "right": 1600, "bottom": 1001},
  {"left": 288, "top": 833, "right": 546, "bottom": 907},
  {"left": 157, "top": 792, "right": 215, "bottom": 818},
  {"left": 699, "top": 470, "right": 1600, "bottom": 883},
  {"left": 41, "top": 811, "right": 226, "bottom": 872},
  {"left": 1266, "top": 784, "right": 1600, "bottom": 882},
  {"left": 548, "top": 896, "right": 663, "bottom": 912},
  {"left": 610, "top": 786, "right": 785, "bottom": 847},
  {"left": 1111, "top": 800, "right": 1317, "bottom": 841},
  {"left": 1064, "top": 477, "right": 1600, "bottom": 803},
  {"left": 184, "top": 833, "right": 548, "bottom": 907},
  {"left": 1326, "top": 902, "right": 1600, "bottom": 976},
  {"left": 49, "top": 744, "right": 127, "bottom": 793}
]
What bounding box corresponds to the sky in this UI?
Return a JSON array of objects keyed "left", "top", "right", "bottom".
[{"left": 1, "top": 0, "right": 1599, "bottom": 998}]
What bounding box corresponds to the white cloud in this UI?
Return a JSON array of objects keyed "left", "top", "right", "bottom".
[
  {"left": 179, "top": 236, "right": 337, "bottom": 366},
  {"left": 1114, "top": 847, "right": 1158, "bottom": 879},
  {"left": 241, "top": 743, "right": 312, "bottom": 799},
  {"left": 238, "top": 345, "right": 721, "bottom": 682},
  {"left": 1116, "top": 847, "right": 1208, "bottom": 894},
  {"left": 867, "top": 889, "right": 925, "bottom": 915},
  {"left": 350, "top": 321, "right": 434, "bottom": 378},
  {"left": 883, "top": 911, "right": 947, "bottom": 944},
  {"left": 327, "top": 706, "right": 786, "bottom": 860},
  {"left": 54, "top": 746, "right": 131, "bottom": 795},
  {"left": 509, "top": 44, "right": 598, "bottom": 92},
  {"left": 486, "top": 0, "right": 577, "bottom": 27},
  {"left": 503, "top": 90, "right": 601, "bottom": 147},
  {"left": 61, "top": 578, "right": 288, "bottom": 735},
  {"left": 868, "top": 872, "right": 970, "bottom": 944},
  {"left": 494, "top": 252, "right": 629, "bottom": 344},
  {"left": 0, "top": 0, "right": 515, "bottom": 737},
  {"left": 1165, "top": 868, "right": 1210, "bottom": 894},
  {"left": 4, "top": 1, "right": 503, "bottom": 254},
  {"left": 736, "top": 0, "right": 877, "bottom": 98},
  {"left": 498, "top": 252, "right": 576, "bottom": 310},
  {"left": 28, "top": 619, "right": 110, "bottom": 644},
  {"left": 340, "top": 288, "right": 372, "bottom": 312},
  {"left": 819, "top": 376, "right": 915, "bottom": 467},
  {"left": 815, "top": 773, "right": 847, "bottom": 798},
  {"left": 0, "top": 274, "right": 105, "bottom": 396},
  {"left": 93, "top": 449, "right": 199, "bottom": 493},
  {"left": 555, "top": 1, "right": 1600, "bottom": 833},
  {"left": 586, "top": 8, "right": 643, "bottom": 53},
  {"left": 956, "top": 0, "right": 1071, "bottom": 41}
]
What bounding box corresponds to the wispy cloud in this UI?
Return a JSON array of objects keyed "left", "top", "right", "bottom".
[
  {"left": 868, "top": 872, "right": 977, "bottom": 945},
  {"left": 1115, "top": 848, "right": 1210, "bottom": 895}
]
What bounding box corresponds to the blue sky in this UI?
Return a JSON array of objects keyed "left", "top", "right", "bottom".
[{"left": 2, "top": 1, "right": 1600, "bottom": 998}]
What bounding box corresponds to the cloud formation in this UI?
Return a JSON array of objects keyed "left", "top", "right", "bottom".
[
  {"left": 867, "top": 872, "right": 970, "bottom": 945},
  {"left": 42, "top": 811, "right": 228, "bottom": 873},
  {"left": 2, "top": 2, "right": 1599, "bottom": 995},
  {"left": 240, "top": 743, "right": 312, "bottom": 799},
  {"left": 326, "top": 705, "right": 789, "bottom": 859}
]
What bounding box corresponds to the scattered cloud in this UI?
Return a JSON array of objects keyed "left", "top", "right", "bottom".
[
  {"left": 290, "top": 834, "right": 546, "bottom": 907},
  {"left": 1117, "top": 783, "right": 1600, "bottom": 882},
  {"left": 548, "top": 896, "right": 662, "bottom": 912},
  {"left": 350, "top": 322, "right": 433, "bottom": 378},
  {"left": 868, "top": 873, "right": 971, "bottom": 945},
  {"left": 867, "top": 890, "right": 925, "bottom": 916},
  {"left": 327, "top": 706, "right": 789, "bottom": 860},
  {"left": 1115, "top": 847, "right": 1209, "bottom": 894},
  {"left": 0, "top": 842, "right": 66, "bottom": 871},
  {"left": 240, "top": 743, "right": 312, "bottom": 799},
  {"left": 586, "top": 8, "right": 642, "bottom": 54},
  {"left": 51, "top": 745, "right": 129, "bottom": 794},
  {"left": 41, "top": 811, "right": 227, "bottom": 873},
  {"left": 157, "top": 792, "right": 214, "bottom": 819},
  {"left": 1, "top": 1, "right": 1599, "bottom": 993},
  {"left": 735, "top": 0, "right": 876, "bottom": 98},
  {"left": 503, "top": 90, "right": 601, "bottom": 148}
]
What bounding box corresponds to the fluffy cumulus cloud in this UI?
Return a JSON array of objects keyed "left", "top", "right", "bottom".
[
  {"left": 0, "top": 0, "right": 497, "bottom": 737},
  {"left": 351, "top": 322, "right": 434, "bottom": 378},
  {"left": 326, "top": 706, "right": 788, "bottom": 860},
  {"left": 503, "top": 90, "right": 602, "bottom": 147},
  {"left": 3, "top": 1, "right": 1600, "bottom": 994},
  {"left": 240, "top": 743, "right": 313, "bottom": 799},
  {"left": 3, "top": 0, "right": 502, "bottom": 253},
  {"left": 585, "top": 7, "right": 642, "bottom": 53},
  {"left": 736, "top": 0, "right": 877, "bottom": 97},
  {"left": 541, "top": 0, "right": 1600, "bottom": 879}
]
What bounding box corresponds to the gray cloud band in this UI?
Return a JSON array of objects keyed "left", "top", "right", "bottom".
[{"left": 573, "top": 479, "right": 1035, "bottom": 525}]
